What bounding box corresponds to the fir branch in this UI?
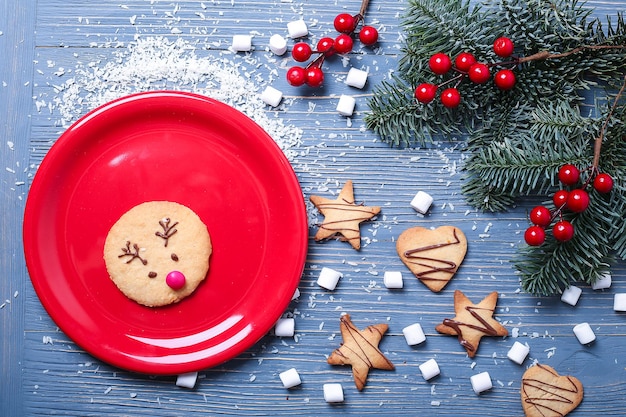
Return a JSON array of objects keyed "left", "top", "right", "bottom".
[
  {"left": 460, "top": 177, "right": 516, "bottom": 212},
  {"left": 462, "top": 100, "right": 596, "bottom": 210},
  {"left": 515, "top": 193, "right": 616, "bottom": 295},
  {"left": 365, "top": 0, "right": 626, "bottom": 295},
  {"left": 514, "top": 79, "right": 626, "bottom": 295},
  {"left": 364, "top": 75, "right": 465, "bottom": 146},
  {"left": 367, "top": 0, "right": 626, "bottom": 157}
]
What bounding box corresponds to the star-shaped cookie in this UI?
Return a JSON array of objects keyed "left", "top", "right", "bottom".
[
  {"left": 327, "top": 314, "right": 395, "bottom": 390},
  {"left": 435, "top": 290, "right": 508, "bottom": 357},
  {"left": 309, "top": 180, "right": 380, "bottom": 250}
]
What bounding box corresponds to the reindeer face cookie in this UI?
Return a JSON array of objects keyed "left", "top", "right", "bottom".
[{"left": 103, "top": 201, "right": 212, "bottom": 307}]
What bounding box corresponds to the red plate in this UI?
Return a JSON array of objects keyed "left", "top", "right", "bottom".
[{"left": 23, "top": 91, "right": 308, "bottom": 374}]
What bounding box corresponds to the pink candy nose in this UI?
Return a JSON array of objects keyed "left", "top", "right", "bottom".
[{"left": 166, "top": 271, "right": 186, "bottom": 290}]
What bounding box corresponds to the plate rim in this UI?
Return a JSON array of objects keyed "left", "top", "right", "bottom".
[{"left": 23, "top": 90, "right": 308, "bottom": 374}]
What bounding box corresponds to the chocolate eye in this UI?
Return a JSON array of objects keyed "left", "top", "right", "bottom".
[
  {"left": 148, "top": 271, "right": 157, "bottom": 278},
  {"left": 171, "top": 253, "right": 179, "bottom": 262}
]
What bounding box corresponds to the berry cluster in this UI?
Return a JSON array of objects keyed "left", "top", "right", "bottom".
[
  {"left": 524, "top": 164, "right": 614, "bottom": 246},
  {"left": 286, "top": 10, "right": 378, "bottom": 88},
  {"left": 414, "top": 37, "right": 517, "bottom": 108}
]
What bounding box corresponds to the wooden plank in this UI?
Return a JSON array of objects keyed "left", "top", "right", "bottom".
[
  {"left": 12, "top": 0, "right": 626, "bottom": 415},
  {"left": 0, "top": 0, "right": 38, "bottom": 414}
]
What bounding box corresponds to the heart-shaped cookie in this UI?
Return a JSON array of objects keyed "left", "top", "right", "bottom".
[
  {"left": 521, "top": 364, "right": 583, "bottom": 417},
  {"left": 396, "top": 226, "right": 467, "bottom": 292}
]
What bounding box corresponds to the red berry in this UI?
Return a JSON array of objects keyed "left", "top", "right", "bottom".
[
  {"left": 415, "top": 83, "right": 438, "bottom": 104},
  {"left": 553, "top": 220, "right": 574, "bottom": 242},
  {"left": 305, "top": 66, "right": 324, "bottom": 87},
  {"left": 530, "top": 205, "right": 552, "bottom": 227},
  {"left": 493, "top": 37, "right": 514, "bottom": 57},
  {"left": 440, "top": 88, "right": 461, "bottom": 108},
  {"left": 317, "top": 37, "right": 335, "bottom": 56},
  {"left": 566, "top": 189, "right": 590, "bottom": 213},
  {"left": 552, "top": 189, "right": 569, "bottom": 208},
  {"left": 334, "top": 13, "right": 355, "bottom": 33},
  {"left": 593, "top": 173, "right": 614, "bottom": 193},
  {"left": 494, "top": 69, "right": 516, "bottom": 90},
  {"left": 359, "top": 26, "right": 379, "bottom": 45},
  {"left": 454, "top": 52, "right": 476, "bottom": 72},
  {"left": 525, "top": 225, "right": 546, "bottom": 246},
  {"left": 429, "top": 53, "right": 452, "bottom": 75},
  {"left": 286, "top": 66, "right": 306, "bottom": 86},
  {"left": 334, "top": 33, "right": 353, "bottom": 54},
  {"left": 468, "top": 63, "right": 490, "bottom": 84},
  {"left": 558, "top": 164, "right": 580, "bottom": 185},
  {"left": 292, "top": 42, "right": 312, "bottom": 62}
]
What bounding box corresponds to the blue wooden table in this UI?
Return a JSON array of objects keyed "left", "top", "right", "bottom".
[{"left": 2, "top": 0, "right": 625, "bottom": 415}]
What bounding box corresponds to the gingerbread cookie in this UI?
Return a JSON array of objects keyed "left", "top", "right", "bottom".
[
  {"left": 309, "top": 180, "right": 380, "bottom": 250},
  {"left": 521, "top": 364, "right": 583, "bottom": 417},
  {"left": 327, "top": 314, "right": 394, "bottom": 391},
  {"left": 396, "top": 225, "right": 467, "bottom": 292},
  {"left": 103, "top": 201, "right": 212, "bottom": 307},
  {"left": 435, "top": 290, "right": 508, "bottom": 357}
]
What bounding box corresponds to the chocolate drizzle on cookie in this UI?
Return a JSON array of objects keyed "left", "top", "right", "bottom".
[
  {"left": 337, "top": 314, "right": 394, "bottom": 370},
  {"left": 435, "top": 290, "right": 507, "bottom": 358},
  {"left": 327, "top": 314, "right": 394, "bottom": 391},
  {"left": 156, "top": 218, "right": 178, "bottom": 247},
  {"left": 315, "top": 198, "right": 377, "bottom": 242},
  {"left": 442, "top": 305, "right": 499, "bottom": 354},
  {"left": 522, "top": 364, "right": 582, "bottom": 417},
  {"left": 309, "top": 180, "right": 380, "bottom": 251},
  {"left": 403, "top": 228, "right": 461, "bottom": 283},
  {"left": 118, "top": 241, "right": 148, "bottom": 265}
]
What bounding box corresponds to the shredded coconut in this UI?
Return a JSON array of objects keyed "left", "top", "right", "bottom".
[
  {"left": 33, "top": 35, "right": 342, "bottom": 222},
  {"left": 52, "top": 36, "right": 302, "bottom": 157}
]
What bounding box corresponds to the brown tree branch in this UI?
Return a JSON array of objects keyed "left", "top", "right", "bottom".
[
  {"left": 518, "top": 44, "right": 626, "bottom": 64},
  {"left": 593, "top": 75, "right": 626, "bottom": 169}
]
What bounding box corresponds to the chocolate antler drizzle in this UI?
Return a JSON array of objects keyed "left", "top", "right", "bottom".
[
  {"left": 118, "top": 241, "right": 148, "bottom": 265},
  {"left": 155, "top": 218, "right": 178, "bottom": 247}
]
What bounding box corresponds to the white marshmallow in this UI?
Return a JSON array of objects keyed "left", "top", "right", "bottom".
[
  {"left": 345, "top": 68, "right": 368, "bottom": 89},
  {"left": 336, "top": 94, "right": 356, "bottom": 116},
  {"left": 274, "top": 318, "right": 295, "bottom": 337},
  {"left": 410, "top": 191, "right": 433, "bottom": 214},
  {"left": 323, "top": 383, "right": 344, "bottom": 402},
  {"left": 591, "top": 272, "right": 611, "bottom": 290},
  {"left": 231, "top": 35, "right": 252, "bottom": 52},
  {"left": 292, "top": 288, "right": 301, "bottom": 300},
  {"left": 279, "top": 368, "right": 302, "bottom": 388},
  {"left": 317, "top": 267, "right": 343, "bottom": 290},
  {"left": 507, "top": 341, "right": 530, "bottom": 365},
  {"left": 614, "top": 293, "right": 626, "bottom": 311},
  {"left": 402, "top": 323, "right": 426, "bottom": 346},
  {"left": 176, "top": 371, "right": 198, "bottom": 389},
  {"left": 383, "top": 271, "right": 403, "bottom": 289},
  {"left": 573, "top": 322, "right": 596, "bottom": 345},
  {"left": 560, "top": 285, "right": 582, "bottom": 306},
  {"left": 261, "top": 86, "right": 283, "bottom": 107},
  {"left": 269, "top": 33, "right": 287, "bottom": 55},
  {"left": 418, "top": 358, "right": 440, "bottom": 381},
  {"left": 470, "top": 371, "right": 492, "bottom": 394},
  {"left": 287, "top": 19, "right": 308, "bottom": 39}
]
